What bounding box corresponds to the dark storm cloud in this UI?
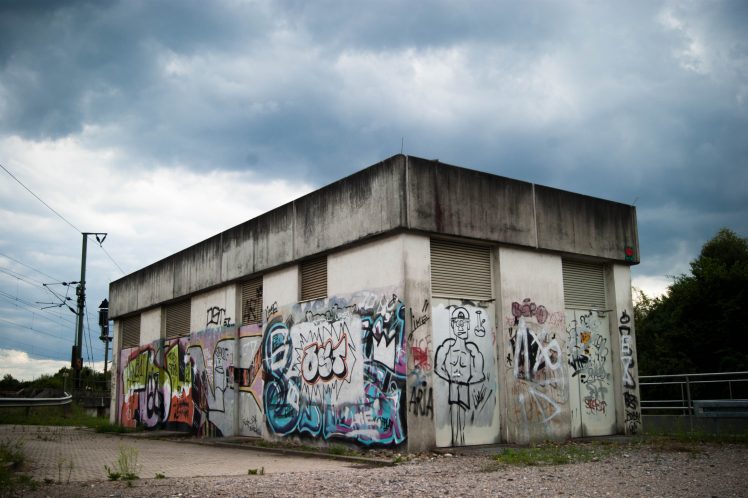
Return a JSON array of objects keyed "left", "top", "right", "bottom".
[{"left": 1, "top": 0, "right": 746, "bottom": 324}]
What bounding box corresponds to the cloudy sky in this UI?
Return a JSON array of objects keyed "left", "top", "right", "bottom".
[{"left": 1, "top": 0, "right": 746, "bottom": 381}]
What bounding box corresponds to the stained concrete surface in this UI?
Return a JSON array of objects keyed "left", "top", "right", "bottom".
[{"left": 1, "top": 425, "right": 358, "bottom": 482}]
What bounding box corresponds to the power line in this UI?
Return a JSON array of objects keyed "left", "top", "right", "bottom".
[
  {"left": 0, "top": 251, "right": 63, "bottom": 283},
  {"left": 87, "top": 234, "right": 126, "bottom": 276},
  {"left": 0, "top": 316, "right": 74, "bottom": 342},
  {"left": 0, "top": 162, "right": 127, "bottom": 277},
  {"left": 0, "top": 291, "right": 76, "bottom": 328},
  {"left": 0, "top": 161, "right": 81, "bottom": 233},
  {"left": 0, "top": 341, "right": 71, "bottom": 362},
  {"left": 0, "top": 289, "right": 76, "bottom": 325}
]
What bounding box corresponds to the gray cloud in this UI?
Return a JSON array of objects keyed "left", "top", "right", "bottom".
[{"left": 1, "top": 0, "right": 746, "bottom": 371}]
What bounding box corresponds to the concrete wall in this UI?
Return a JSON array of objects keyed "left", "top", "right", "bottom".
[
  {"left": 116, "top": 234, "right": 412, "bottom": 447},
  {"left": 402, "top": 234, "right": 435, "bottom": 452},
  {"left": 110, "top": 155, "right": 638, "bottom": 319},
  {"left": 498, "top": 247, "right": 570, "bottom": 444},
  {"left": 609, "top": 263, "right": 642, "bottom": 435},
  {"left": 261, "top": 234, "right": 408, "bottom": 446},
  {"left": 190, "top": 286, "right": 237, "bottom": 330},
  {"left": 140, "top": 308, "right": 161, "bottom": 344}
]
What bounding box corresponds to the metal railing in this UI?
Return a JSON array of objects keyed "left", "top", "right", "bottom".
[
  {"left": 0, "top": 392, "right": 72, "bottom": 408},
  {"left": 640, "top": 371, "right": 748, "bottom": 417}
]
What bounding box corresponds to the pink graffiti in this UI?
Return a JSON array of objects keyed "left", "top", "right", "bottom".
[{"left": 512, "top": 298, "right": 549, "bottom": 324}]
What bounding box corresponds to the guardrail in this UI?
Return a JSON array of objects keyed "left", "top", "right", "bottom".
[
  {"left": 0, "top": 393, "right": 72, "bottom": 408},
  {"left": 640, "top": 371, "right": 748, "bottom": 417}
]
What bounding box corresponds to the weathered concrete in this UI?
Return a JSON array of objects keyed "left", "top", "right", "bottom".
[
  {"left": 405, "top": 156, "right": 536, "bottom": 247},
  {"left": 110, "top": 155, "right": 638, "bottom": 318},
  {"left": 534, "top": 185, "right": 639, "bottom": 262}
]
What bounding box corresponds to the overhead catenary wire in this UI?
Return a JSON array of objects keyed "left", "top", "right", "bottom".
[
  {"left": 0, "top": 251, "right": 64, "bottom": 283},
  {"left": 0, "top": 161, "right": 81, "bottom": 233},
  {"left": 0, "top": 161, "right": 127, "bottom": 276},
  {"left": 1, "top": 160, "right": 126, "bottom": 372}
]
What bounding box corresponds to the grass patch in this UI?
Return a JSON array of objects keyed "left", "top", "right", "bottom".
[
  {"left": 247, "top": 467, "right": 265, "bottom": 475},
  {"left": 104, "top": 445, "right": 140, "bottom": 481},
  {"left": 492, "top": 442, "right": 609, "bottom": 467},
  {"left": 0, "top": 403, "right": 111, "bottom": 429},
  {"left": 0, "top": 438, "right": 38, "bottom": 496}
]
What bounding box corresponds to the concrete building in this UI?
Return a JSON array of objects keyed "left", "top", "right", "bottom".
[{"left": 109, "top": 155, "right": 642, "bottom": 451}]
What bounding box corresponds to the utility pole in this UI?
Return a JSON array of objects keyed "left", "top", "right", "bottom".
[{"left": 73, "top": 232, "right": 107, "bottom": 390}]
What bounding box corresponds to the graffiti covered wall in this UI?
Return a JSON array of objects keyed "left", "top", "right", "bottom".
[
  {"left": 432, "top": 301, "right": 499, "bottom": 447},
  {"left": 262, "top": 290, "right": 408, "bottom": 446},
  {"left": 566, "top": 310, "right": 616, "bottom": 436},
  {"left": 504, "top": 297, "right": 570, "bottom": 443},
  {"left": 118, "top": 324, "right": 263, "bottom": 437}
]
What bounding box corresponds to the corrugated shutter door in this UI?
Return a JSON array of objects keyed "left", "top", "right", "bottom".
[
  {"left": 301, "top": 257, "right": 327, "bottom": 301},
  {"left": 121, "top": 315, "right": 141, "bottom": 348},
  {"left": 165, "top": 300, "right": 191, "bottom": 338},
  {"left": 241, "top": 276, "right": 263, "bottom": 325},
  {"left": 562, "top": 260, "right": 607, "bottom": 309},
  {"left": 431, "top": 239, "right": 492, "bottom": 300}
]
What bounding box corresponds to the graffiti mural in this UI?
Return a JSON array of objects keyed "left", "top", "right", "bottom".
[
  {"left": 505, "top": 298, "right": 567, "bottom": 442},
  {"left": 407, "top": 298, "right": 433, "bottom": 420},
  {"left": 262, "top": 290, "right": 407, "bottom": 446},
  {"left": 618, "top": 310, "right": 641, "bottom": 434},
  {"left": 565, "top": 309, "right": 616, "bottom": 436},
  {"left": 118, "top": 323, "right": 264, "bottom": 437},
  {"left": 433, "top": 301, "right": 498, "bottom": 447}
]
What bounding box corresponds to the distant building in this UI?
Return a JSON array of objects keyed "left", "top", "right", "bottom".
[{"left": 109, "top": 155, "right": 641, "bottom": 451}]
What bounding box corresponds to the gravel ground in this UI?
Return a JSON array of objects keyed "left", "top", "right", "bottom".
[{"left": 16, "top": 441, "right": 748, "bottom": 497}]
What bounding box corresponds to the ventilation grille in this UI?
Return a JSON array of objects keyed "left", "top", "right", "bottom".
[
  {"left": 300, "top": 256, "right": 327, "bottom": 301},
  {"left": 241, "top": 276, "right": 263, "bottom": 325},
  {"left": 431, "top": 239, "right": 492, "bottom": 300},
  {"left": 562, "top": 260, "right": 607, "bottom": 309},
  {"left": 165, "top": 299, "right": 191, "bottom": 338},
  {"left": 121, "top": 315, "right": 141, "bottom": 348}
]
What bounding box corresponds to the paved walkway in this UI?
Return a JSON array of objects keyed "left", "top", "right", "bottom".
[{"left": 0, "top": 425, "right": 357, "bottom": 482}]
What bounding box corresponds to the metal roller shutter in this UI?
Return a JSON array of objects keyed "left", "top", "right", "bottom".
[
  {"left": 430, "top": 239, "right": 492, "bottom": 300},
  {"left": 165, "top": 299, "right": 191, "bottom": 338},
  {"left": 121, "top": 315, "right": 141, "bottom": 348},
  {"left": 562, "top": 260, "right": 607, "bottom": 309},
  {"left": 301, "top": 256, "right": 327, "bottom": 301},
  {"left": 241, "top": 276, "right": 263, "bottom": 325}
]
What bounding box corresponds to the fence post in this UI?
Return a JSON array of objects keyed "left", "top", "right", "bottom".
[{"left": 685, "top": 375, "right": 693, "bottom": 432}]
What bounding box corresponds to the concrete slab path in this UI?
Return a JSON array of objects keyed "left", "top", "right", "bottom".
[{"left": 0, "top": 425, "right": 357, "bottom": 483}]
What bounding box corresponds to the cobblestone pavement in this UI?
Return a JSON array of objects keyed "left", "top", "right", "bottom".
[
  {"left": 0, "top": 425, "right": 357, "bottom": 483},
  {"left": 4, "top": 426, "right": 748, "bottom": 497}
]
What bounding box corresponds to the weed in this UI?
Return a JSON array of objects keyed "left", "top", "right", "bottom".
[
  {"left": 104, "top": 445, "right": 140, "bottom": 481},
  {"left": 392, "top": 454, "right": 405, "bottom": 464},
  {"left": 0, "top": 439, "right": 25, "bottom": 469},
  {"left": 0, "top": 438, "right": 30, "bottom": 496},
  {"left": 247, "top": 467, "right": 265, "bottom": 475},
  {"left": 328, "top": 445, "right": 348, "bottom": 455},
  {"left": 492, "top": 443, "right": 608, "bottom": 467},
  {"left": 155, "top": 472, "right": 166, "bottom": 479}
]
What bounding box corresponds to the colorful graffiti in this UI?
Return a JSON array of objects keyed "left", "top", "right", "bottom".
[
  {"left": 506, "top": 298, "right": 567, "bottom": 440},
  {"left": 119, "top": 324, "right": 263, "bottom": 437},
  {"left": 262, "top": 291, "right": 407, "bottom": 446}
]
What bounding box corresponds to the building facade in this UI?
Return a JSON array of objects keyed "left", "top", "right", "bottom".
[{"left": 108, "top": 155, "right": 642, "bottom": 451}]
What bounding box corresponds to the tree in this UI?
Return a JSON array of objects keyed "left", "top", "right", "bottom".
[
  {"left": 0, "top": 373, "right": 22, "bottom": 392},
  {"left": 635, "top": 228, "right": 748, "bottom": 375}
]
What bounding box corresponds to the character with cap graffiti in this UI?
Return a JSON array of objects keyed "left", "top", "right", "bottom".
[{"left": 434, "top": 306, "right": 486, "bottom": 446}]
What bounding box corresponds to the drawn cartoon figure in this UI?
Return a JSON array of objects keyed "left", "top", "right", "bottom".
[{"left": 434, "top": 306, "right": 486, "bottom": 446}]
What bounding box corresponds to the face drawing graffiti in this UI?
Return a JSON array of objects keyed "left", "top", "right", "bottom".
[{"left": 450, "top": 307, "right": 470, "bottom": 339}]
